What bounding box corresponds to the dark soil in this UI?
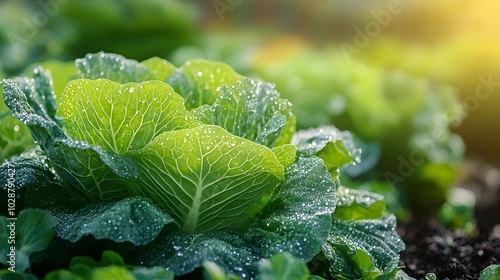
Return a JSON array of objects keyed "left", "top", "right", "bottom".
[
  {"left": 399, "top": 159, "right": 500, "bottom": 279},
  {"left": 399, "top": 217, "right": 499, "bottom": 279}
]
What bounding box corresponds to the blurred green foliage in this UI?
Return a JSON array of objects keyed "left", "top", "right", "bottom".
[
  {"left": 172, "top": 37, "right": 465, "bottom": 215},
  {"left": 0, "top": 0, "right": 198, "bottom": 75}
]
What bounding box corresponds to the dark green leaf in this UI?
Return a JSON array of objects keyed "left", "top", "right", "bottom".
[
  {"left": 323, "top": 215, "right": 404, "bottom": 279},
  {"left": 256, "top": 157, "right": 335, "bottom": 260},
  {"left": 192, "top": 78, "right": 293, "bottom": 148},
  {"left": 130, "top": 267, "right": 174, "bottom": 280},
  {"left": 479, "top": 264, "right": 500, "bottom": 280},
  {"left": 0, "top": 270, "right": 39, "bottom": 280},
  {"left": 138, "top": 157, "right": 336, "bottom": 279},
  {"left": 0, "top": 209, "right": 56, "bottom": 272},
  {"left": 55, "top": 197, "right": 178, "bottom": 245},
  {"left": 76, "top": 52, "right": 152, "bottom": 83}
]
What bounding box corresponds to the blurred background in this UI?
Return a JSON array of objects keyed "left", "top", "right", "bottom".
[{"left": 1, "top": 0, "right": 499, "bottom": 225}]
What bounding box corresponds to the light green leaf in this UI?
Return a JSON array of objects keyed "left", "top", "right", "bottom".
[
  {"left": 139, "top": 157, "right": 336, "bottom": 279},
  {"left": 203, "top": 261, "right": 241, "bottom": 280},
  {"left": 323, "top": 215, "right": 405, "bottom": 280},
  {"left": 292, "top": 126, "right": 360, "bottom": 179},
  {"left": 168, "top": 59, "right": 242, "bottom": 109},
  {"left": 271, "top": 144, "right": 296, "bottom": 168},
  {"left": 57, "top": 79, "right": 201, "bottom": 154},
  {"left": 333, "top": 187, "right": 386, "bottom": 221},
  {"left": 140, "top": 57, "right": 176, "bottom": 81},
  {"left": 192, "top": 78, "right": 293, "bottom": 148},
  {"left": 480, "top": 264, "right": 500, "bottom": 280},
  {"left": 46, "top": 250, "right": 174, "bottom": 280},
  {"left": 0, "top": 209, "right": 56, "bottom": 272},
  {"left": 97, "top": 250, "right": 125, "bottom": 267},
  {"left": 258, "top": 252, "right": 322, "bottom": 280},
  {"left": 55, "top": 197, "right": 177, "bottom": 245},
  {"left": 274, "top": 115, "right": 296, "bottom": 147},
  {"left": 0, "top": 115, "right": 35, "bottom": 163},
  {"left": 131, "top": 125, "right": 284, "bottom": 233},
  {"left": 0, "top": 75, "right": 36, "bottom": 162},
  {"left": 1, "top": 78, "right": 139, "bottom": 200},
  {"left": 87, "top": 266, "right": 136, "bottom": 280}
]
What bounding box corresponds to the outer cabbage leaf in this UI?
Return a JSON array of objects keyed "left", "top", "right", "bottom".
[
  {"left": 76, "top": 52, "right": 174, "bottom": 83},
  {"left": 0, "top": 209, "right": 56, "bottom": 272},
  {"left": 323, "top": 216, "right": 403, "bottom": 280},
  {"left": 22, "top": 60, "right": 78, "bottom": 99},
  {"left": 130, "top": 125, "right": 284, "bottom": 233},
  {"left": 55, "top": 197, "right": 177, "bottom": 245},
  {"left": 321, "top": 188, "right": 404, "bottom": 280},
  {"left": 135, "top": 156, "right": 336, "bottom": 279},
  {"left": 167, "top": 59, "right": 242, "bottom": 109},
  {"left": 56, "top": 79, "right": 200, "bottom": 154},
  {"left": 10, "top": 68, "right": 58, "bottom": 123},
  {"left": 293, "top": 126, "right": 361, "bottom": 179},
  {"left": 0, "top": 148, "right": 89, "bottom": 213},
  {"left": 192, "top": 78, "right": 293, "bottom": 148},
  {"left": 2, "top": 76, "right": 141, "bottom": 200}
]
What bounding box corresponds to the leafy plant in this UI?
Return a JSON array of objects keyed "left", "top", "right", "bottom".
[
  {"left": 171, "top": 37, "right": 465, "bottom": 215},
  {"left": 0, "top": 52, "right": 404, "bottom": 279},
  {"left": 0, "top": 79, "right": 35, "bottom": 164},
  {"left": 250, "top": 44, "right": 464, "bottom": 214},
  {"left": 0, "top": 0, "right": 198, "bottom": 75}
]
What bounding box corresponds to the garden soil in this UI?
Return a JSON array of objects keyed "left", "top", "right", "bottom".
[{"left": 399, "top": 159, "right": 500, "bottom": 279}]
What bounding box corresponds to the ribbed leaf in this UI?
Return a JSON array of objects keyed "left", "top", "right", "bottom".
[{"left": 130, "top": 125, "right": 284, "bottom": 233}]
